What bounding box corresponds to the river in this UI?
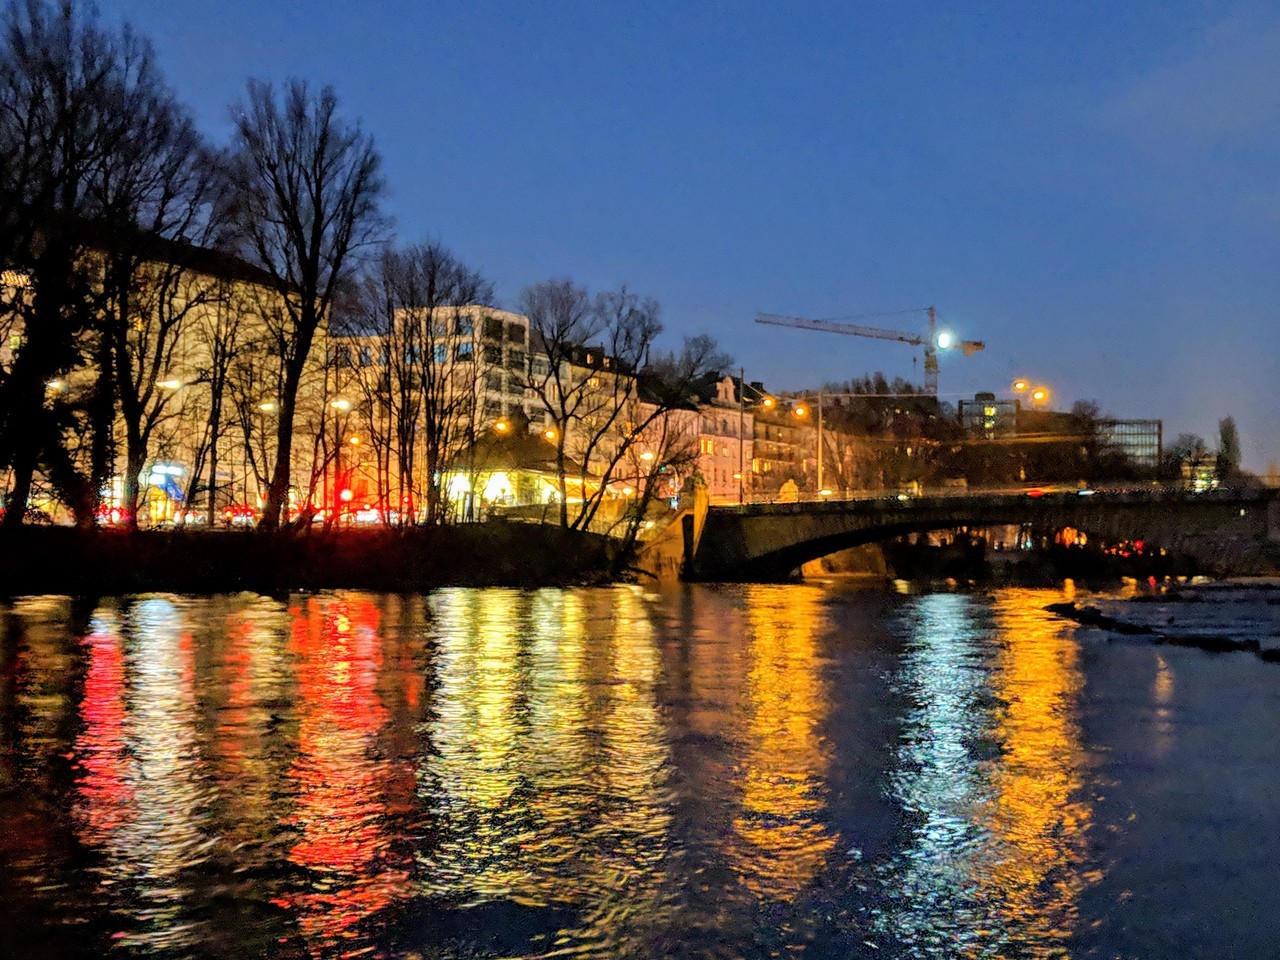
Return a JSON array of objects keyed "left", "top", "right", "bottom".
[{"left": 1, "top": 583, "right": 1277, "bottom": 958}]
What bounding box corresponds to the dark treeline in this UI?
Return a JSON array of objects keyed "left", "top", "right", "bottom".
[{"left": 0, "top": 0, "right": 728, "bottom": 533}]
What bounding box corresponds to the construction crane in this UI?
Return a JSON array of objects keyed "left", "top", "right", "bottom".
[{"left": 755, "top": 306, "right": 984, "bottom": 396}]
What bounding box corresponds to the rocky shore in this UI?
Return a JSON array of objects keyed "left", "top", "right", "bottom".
[{"left": 1046, "top": 580, "right": 1280, "bottom": 665}]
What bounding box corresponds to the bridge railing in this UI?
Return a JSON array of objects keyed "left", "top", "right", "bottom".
[{"left": 713, "top": 483, "right": 1270, "bottom": 508}]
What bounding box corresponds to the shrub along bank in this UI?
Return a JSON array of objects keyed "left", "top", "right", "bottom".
[{"left": 0, "top": 523, "right": 621, "bottom": 595}]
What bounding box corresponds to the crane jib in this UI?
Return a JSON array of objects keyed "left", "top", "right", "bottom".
[{"left": 753, "top": 307, "right": 983, "bottom": 397}]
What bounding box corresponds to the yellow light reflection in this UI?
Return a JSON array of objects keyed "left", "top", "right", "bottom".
[
  {"left": 982, "top": 589, "right": 1093, "bottom": 939},
  {"left": 422, "top": 587, "right": 669, "bottom": 911},
  {"left": 730, "top": 585, "right": 835, "bottom": 898},
  {"left": 877, "top": 589, "right": 1094, "bottom": 952}
]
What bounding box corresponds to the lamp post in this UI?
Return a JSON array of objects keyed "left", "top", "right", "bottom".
[
  {"left": 816, "top": 389, "right": 824, "bottom": 494},
  {"left": 738, "top": 368, "right": 745, "bottom": 504},
  {"left": 330, "top": 398, "right": 352, "bottom": 523}
]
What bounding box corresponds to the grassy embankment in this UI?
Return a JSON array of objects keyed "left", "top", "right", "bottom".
[{"left": 0, "top": 522, "right": 621, "bottom": 595}]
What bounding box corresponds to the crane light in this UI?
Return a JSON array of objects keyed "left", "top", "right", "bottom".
[{"left": 936, "top": 331, "right": 954, "bottom": 350}]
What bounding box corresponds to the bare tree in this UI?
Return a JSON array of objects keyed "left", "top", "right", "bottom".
[
  {"left": 220, "top": 78, "right": 384, "bottom": 530},
  {"left": 521, "top": 277, "right": 729, "bottom": 534},
  {"left": 93, "top": 79, "right": 221, "bottom": 526},
  {"left": 0, "top": 0, "right": 138, "bottom": 526},
  {"left": 349, "top": 243, "right": 492, "bottom": 525}
]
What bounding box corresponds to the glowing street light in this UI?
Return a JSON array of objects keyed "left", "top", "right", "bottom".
[
  {"left": 639, "top": 450, "right": 655, "bottom": 462},
  {"left": 1012, "top": 378, "right": 1029, "bottom": 393},
  {"left": 156, "top": 378, "right": 182, "bottom": 390},
  {"left": 1031, "top": 387, "right": 1049, "bottom": 404},
  {"left": 494, "top": 419, "right": 509, "bottom": 433},
  {"left": 330, "top": 398, "right": 352, "bottom": 411},
  {"left": 793, "top": 404, "right": 808, "bottom": 418},
  {"left": 543, "top": 427, "right": 557, "bottom": 441},
  {"left": 258, "top": 401, "right": 276, "bottom": 412}
]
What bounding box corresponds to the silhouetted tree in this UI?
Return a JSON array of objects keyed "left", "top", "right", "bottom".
[
  {"left": 348, "top": 242, "right": 492, "bottom": 524},
  {"left": 1163, "top": 432, "right": 1208, "bottom": 479},
  {"left": 221, "top": 78, "right": 384, "bottom": 530},
  {"left": 1217, "top": 415, "right": 1241, "bottom": 481},
  {"left": 0, "top": 0, "right": 137, "bottom": 525}
]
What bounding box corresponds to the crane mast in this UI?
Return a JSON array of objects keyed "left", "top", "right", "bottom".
[{"left": 755, "top": 306, "right": 982, "bottom": 396}]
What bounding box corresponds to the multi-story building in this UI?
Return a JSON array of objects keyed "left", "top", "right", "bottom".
[
  {"left": 4, "top": 246, "right": 330, "bottom": 525},
  {"left": 696, "top": 376, "right": 754, "bottom": 503},
  {"left": 1097, "top": 419, "right": 1162, "bottom": 472},
  {"left": 959, "top": 392, "right": 1018, "bottom": 438}
]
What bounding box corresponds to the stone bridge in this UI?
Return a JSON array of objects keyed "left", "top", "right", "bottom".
[{"left": 686, "top": 488, "right": 1280, "bottom": 581}]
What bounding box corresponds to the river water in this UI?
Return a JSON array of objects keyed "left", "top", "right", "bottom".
[{"left": 1, "top": 584, "right": 1277, "bottom": 959}]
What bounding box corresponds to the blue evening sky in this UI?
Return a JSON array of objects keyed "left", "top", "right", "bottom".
[{"left": 96, "top": 0, "right": 1280, "bottom": 468}]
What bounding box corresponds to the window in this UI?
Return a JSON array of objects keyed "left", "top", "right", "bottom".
[
  {"left": 455, "top": 342, "right": 474, "bottom": 361},
  {"left": 333, "top": 345, "right": 353, "bottom": 368},
  {"left": 483, "top": 316, "right": 504, "bottom": 340},
  {"left": 432, "top": 344, "right": 448, "bottom": 364},
  {"left": 486, "top": 374, "right": 504, "bottom": 392},
  {"left": 506, "top": 378, "right": 525, "bottom": 395},
  {"left": 484, "top": 399, "right": 503, "bottom": 417},
  {"left": 454, "top": 316, "right": 474, "bottom": 336},
  {"left": 483, "top": 345, "right": 502, "bottom": 365},
  {"left": 506, "top": 322, "right": 525, "bottom": 345},
  {"left": 507, "top": 350, "right": 525, "bottom": 371},
  {"left": 700, "top": 438, "right": 715, "bottom": 455},
  {"left": 359, "top": 346, "right": 373, "bottom": 367},
  {"left": 531, "top": 358, "right": 550, "bottom": 377}
]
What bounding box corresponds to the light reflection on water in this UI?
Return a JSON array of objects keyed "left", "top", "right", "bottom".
[
  {"left": 0, "top": 584, "right": 1272, "bottom": 958},
  {"left": 870, "top": 592, "right": 1093, "bottom": 957}
]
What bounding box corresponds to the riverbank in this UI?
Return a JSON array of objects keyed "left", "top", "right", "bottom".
[{"left": 0, "top": 522, "right": 621, "bottom": 595}]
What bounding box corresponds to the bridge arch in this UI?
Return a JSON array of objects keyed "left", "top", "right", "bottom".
[{"left": 687, "top": 490, "right": 1280, "bottom": 582}]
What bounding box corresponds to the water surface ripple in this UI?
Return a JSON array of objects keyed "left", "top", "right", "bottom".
[{"left": 1, "top": 585, "right": 1277, "bottom": 958}]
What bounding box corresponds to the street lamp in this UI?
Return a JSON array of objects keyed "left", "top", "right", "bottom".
[
  {"left": 789, "top": 393, "right": 825, "bottom": 493},
  {"left": 1012, "top": 379, "right": 1050, "bottom": 405},
  {"left": 329, "top": 398, "right": 353, "bottom": 522}
]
